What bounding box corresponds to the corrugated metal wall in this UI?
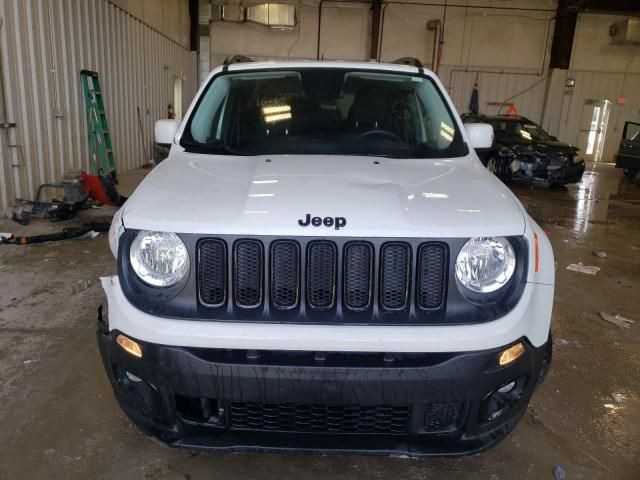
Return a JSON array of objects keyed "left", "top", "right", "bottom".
[
  {"left": 441, "top": 66, "right": 548, "bottom": 121},
  {"left": 0, "top": 0, "right": 197, "bottom": 211},
  {"left": 556, "top": 71, "right": 640, "bottom": 163}
]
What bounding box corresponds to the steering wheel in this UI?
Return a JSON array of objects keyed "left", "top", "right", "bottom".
[{"left": 356, "top": 128, "right": 403, "bottom": 143}]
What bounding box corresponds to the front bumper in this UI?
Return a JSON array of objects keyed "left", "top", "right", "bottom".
[
  {"left": 547, "top": 162, "right": 585, "bottom": 184},
  {"left": 97, "top": 320, "right": 551, "bottom": 457},
  {"left": 516, "top": 161, "right": 585, "bottom": 184}
]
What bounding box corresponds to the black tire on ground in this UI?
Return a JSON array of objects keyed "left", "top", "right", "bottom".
[
  {"left": 486, "top": 157, "right": 501, "bottom": 178},
  {"left": 623, "top": 168, "right": 638, "bottom": 178}
]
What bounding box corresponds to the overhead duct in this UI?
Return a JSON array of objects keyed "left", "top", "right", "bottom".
[{"left": 211, "top": 1, "right": 298, "bottom": 28}]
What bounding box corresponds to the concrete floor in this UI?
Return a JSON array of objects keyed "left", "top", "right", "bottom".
[{"left": 0, "top": 163, "right": 639, "bottom": 479}]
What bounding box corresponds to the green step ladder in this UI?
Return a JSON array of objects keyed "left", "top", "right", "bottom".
[{"left": 80, "top": 70, "right": 116, "bottom": 181}]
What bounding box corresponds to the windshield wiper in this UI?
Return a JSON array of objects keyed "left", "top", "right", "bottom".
[{"left": 181, "top": 140, "right": 253, "bottom": 156}]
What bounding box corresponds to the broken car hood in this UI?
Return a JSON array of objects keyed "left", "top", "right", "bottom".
[{"left": 121, "top": 151, "right": 526, "bottom": 238}]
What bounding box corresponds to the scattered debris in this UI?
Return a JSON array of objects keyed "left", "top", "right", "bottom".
[
  {"left": 553, "top": 465, "right": 566, "bottom": 479},
  {"left": 566, "top": 263, "right": 600, "bottom": 275},
  {"left": 23, "top": 359, "right": 39, "bottom": 365},
  {"left": 592, "top": 250, "right": 607, "bottom": 258},
  {"left": 630, "top": 245, "right": 639, "bottom": 251},
  {"left": 612, "top": 393, "right": 624, "bottom": 404},
  {"left": 599, "top": 312, "right": 634, "bottom": 329},
  {"left": 76, "top": 279, "right": 92, "bottom": 292},
  {"left": 82, "top": 230, "right": 101, "bottom": 239},
  {"left": 1, "top": 222, "right": 110, "bottom": 245},
  {"left": 554, "top": 337, "right": 570, "bottom": 347},
  {"left": 0, "top": 232, "right": 12, "bottom": 240},
  {"left": 527, "top": 407, "right": 543, "bottom": 425}
]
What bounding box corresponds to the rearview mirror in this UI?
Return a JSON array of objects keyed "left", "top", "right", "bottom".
[
  {"left": 155, "top": 119, "right": 180, "bottom": 145},
  {"left": 465, "top": 123, "right": 494, "bottom": 149}
]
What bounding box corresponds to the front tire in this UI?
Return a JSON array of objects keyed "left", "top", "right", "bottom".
[{"left": 486, "top": 157, "right": 499, "bottom": 176}]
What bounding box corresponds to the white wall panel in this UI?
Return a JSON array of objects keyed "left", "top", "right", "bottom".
[
  {"left": 556, "top": 71, "right": 640, "bottom": 163},
  {"left": 0, "top": 0, "right": 197, "bottom": 211},
  {"left": 442, "top": 65, "right": 548, "bottom": 121}
]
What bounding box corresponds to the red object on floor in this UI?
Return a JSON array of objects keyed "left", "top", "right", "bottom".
[{"left": 81, "top": 171, "right": 120, "bottom": 206}]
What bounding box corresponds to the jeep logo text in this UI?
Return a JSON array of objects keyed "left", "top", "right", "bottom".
[{"left": 298, "top": 214, "right": 347, "bottom": 230}]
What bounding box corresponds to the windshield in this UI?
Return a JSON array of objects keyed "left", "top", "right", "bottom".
[
  {"left": 488, "top": 119, "right": 552, "bottom": 143},
  {"left": 181, "top": 68, "right": 467, "bottom": 158}
]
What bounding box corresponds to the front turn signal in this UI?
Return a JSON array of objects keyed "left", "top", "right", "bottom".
[
  {"left": 116, "top": 334, "right": 143, "bottom": 359},
  {"left": 498, "top": 342, "right": 524, "bottom": 366}
]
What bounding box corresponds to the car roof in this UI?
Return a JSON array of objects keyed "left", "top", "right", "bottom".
[{"left": 222, "top": 60, "right": 430, "bottom": 76}]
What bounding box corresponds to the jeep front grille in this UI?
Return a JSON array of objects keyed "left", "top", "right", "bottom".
[
  {"left": 380, "top": 243, "right": 411, "bottom": 311},
  {"left": 233, "top": 239, "right": 264, "bottom": 308},
  {"left": 270, "top": 240, "right": 300, "bottom": 310},
  {"left": 198, "top": 239, "right": 227, "bottom": 307},
  {"left": 343, "top": 242, "right": 373, "bottom": 311},
  {"left": 417, "top": 243, "right": 448, "bottom": 310},
  {"left": 197, "top": 238, "right": 449, "bottom": 319},
  {"left": 307, "top": 241, "right": 338, "bottom": 310}
]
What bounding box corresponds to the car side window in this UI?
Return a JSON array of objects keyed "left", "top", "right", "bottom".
[{"left": 625, "top": 122, "right": 640, "bottom": 141}]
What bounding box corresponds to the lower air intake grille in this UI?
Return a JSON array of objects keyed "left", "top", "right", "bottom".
[
  {"left": 380, "top": 243, "right": 411, "bottom": 311},
  {"left": 423, "top": 402, "right": 463, "bottom": 432},
  {"left": 270, "top": 240, "right": 300, "bottom": 310},
  {"left": 228, "top": 402, "right": 412, "bottom": 434},
  {"left": 233, "top": 240, "right": 264, "bottom": 308},
  {"left": 306, "top": 241, "right": 337, "bottom": 310},
  {"left": 417, "top": 243, "right": 448, "bottom": 310},
  {"left": 198, "top": 239, "right": 227, "bottom": 307}
]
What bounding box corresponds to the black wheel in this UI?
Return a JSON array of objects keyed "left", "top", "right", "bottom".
[
  {"left": 623, "top": 168, "right": 638, "bottom": 178},
  {"left": 486, "top": 157, "right": 511, "bottom": 182},
  {"left": 486, "top": 157, "right": 499, "bottom": 176}
]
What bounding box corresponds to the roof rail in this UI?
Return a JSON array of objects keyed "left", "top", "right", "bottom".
[
  {"left": 392, "top": 57, "right": 425, "bottom": 74},
  {"left": 222, "top": 55, "right": 255, "bottom": 71}
]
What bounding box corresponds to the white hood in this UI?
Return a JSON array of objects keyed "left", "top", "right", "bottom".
[{"left": 122, "top": 151, "right": 525, "bottom": 238}]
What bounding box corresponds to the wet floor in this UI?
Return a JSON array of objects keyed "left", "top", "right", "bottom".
[{"left": 0, "top": 163, "right": 639, "bottom": 479}]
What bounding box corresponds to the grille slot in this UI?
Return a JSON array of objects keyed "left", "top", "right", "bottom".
[
  {"left": 198, "top": 239, "right": 227, "bottom": 307},
  {"left": 228, "top": 402, "right": 411, "bottom": 434},
  {"left": 416, "top": 243, "right": 448, "bottom": 310},
  {"left": 423, "top": 402, "right": 463, "bottom": 432},
  {"left": 306, "top": 241, "right": 337, "bottom": 310},
  {"left": 270, "top": 240, "right": 300, "bottom": 310},
  {"left": 343, "top": 242, "right": 373, "bottom": 311},
  {"left": 380, "top": 243, "right": 411, "bottom": 311},
  {"left": 233, "top": 240, "right": 264, "bottom": 308}
]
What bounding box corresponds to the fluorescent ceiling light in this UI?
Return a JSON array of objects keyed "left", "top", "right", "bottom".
[
  {"left": 264, "top": 112, "right": 292, "bottom": 123},
  {"left": 262, "top": 105, "right": 291, "bottom": 115}
]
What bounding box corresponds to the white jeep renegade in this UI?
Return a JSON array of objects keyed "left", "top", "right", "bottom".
[{"left": 99, "top": 59, "right": 554, "bottom": 456}]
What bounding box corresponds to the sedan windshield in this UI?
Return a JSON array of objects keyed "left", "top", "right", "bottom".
[
  {"left": 181, "top": 68, "right": 467, "bottom": 158},
  {"left": 488, "top": 120, "right": 552, "bottom": 143}
]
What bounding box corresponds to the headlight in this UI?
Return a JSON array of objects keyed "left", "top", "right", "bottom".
[
  {"left": 129, "top": 231, "right": 189, "bottom": 287},
  {"left": 455, "top": 237, "right": 516, "bottom": 293}
]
